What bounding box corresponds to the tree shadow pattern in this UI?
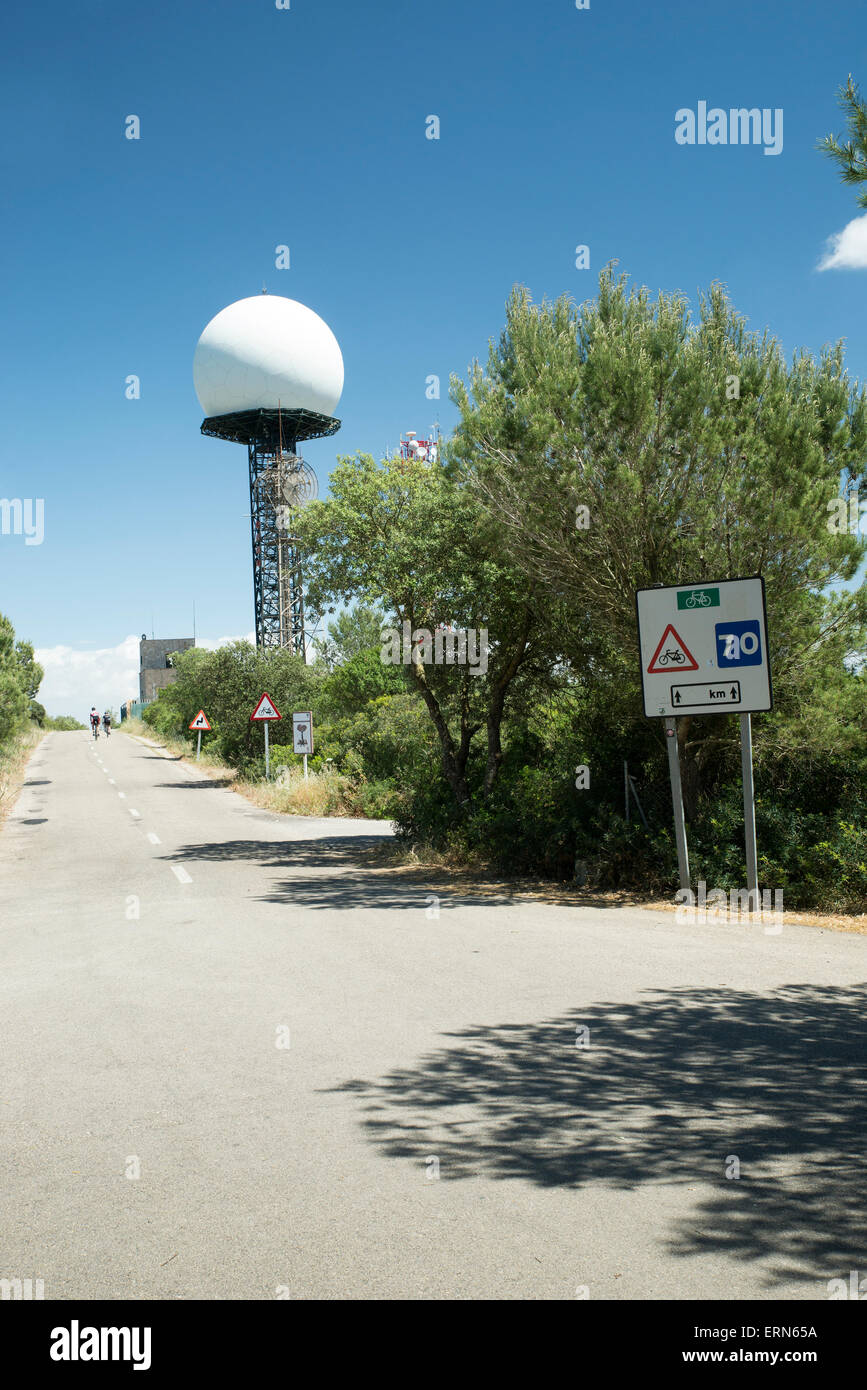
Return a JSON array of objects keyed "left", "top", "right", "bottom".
[
  {"left": 162, "top": 836, "right": 471, "bottom": 910},
  {"left": 329, "top": 984, "right": 867, "bottom": 1287}
]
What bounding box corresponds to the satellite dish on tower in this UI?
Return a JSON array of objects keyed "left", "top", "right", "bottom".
[
  {"left": 257, "top": 454, "right": 319, "bottom": 529},
  {"left": 278, "top": 461, "right": 319, "bottom": 508}
]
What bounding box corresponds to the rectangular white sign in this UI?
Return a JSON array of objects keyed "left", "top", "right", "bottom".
[
  {"left": 292, "top": 711, "right": 313, "bottom": 754},
  {"left": 636, "top": 577, "right": 772, "bottom": 718}
]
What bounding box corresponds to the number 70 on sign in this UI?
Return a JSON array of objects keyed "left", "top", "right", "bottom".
[{"left": 715, "top": 620, "right": 762, "bottom": 667}]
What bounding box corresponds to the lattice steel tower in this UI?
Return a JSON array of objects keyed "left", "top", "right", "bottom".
[{"left": 193, "top": 294, "right": 343, "bottom": 658}]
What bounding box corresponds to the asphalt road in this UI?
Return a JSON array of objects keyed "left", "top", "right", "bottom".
[{"left": 1, "top": 730, "right": 864, "bottom": 1300}]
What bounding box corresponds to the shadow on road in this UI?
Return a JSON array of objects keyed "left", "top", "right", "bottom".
[
  {"left": 165, "top": 836, "right": 391, "bottom": 870},
  {"left": 260, "top": 872, "right": 510, "bottom": 910},
  {"left": 153, "top": 779, "right": 235, "bottom": 791},
  {"left": 328, "top": 984, "right": 867, "bottom": 1287},
  {"left": 162, "top": 836, "right": 513, "bottom": 909}
]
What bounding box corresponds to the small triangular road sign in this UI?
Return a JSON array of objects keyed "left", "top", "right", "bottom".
[
  {"left": 189, "top": 710, "right": 211, "bottom": 731},
  {"left": 647, "top": 624, "right": 699, "bottom": 674},
  {"left": 251, "top": 691, "right": 282, "bottom": 721}
]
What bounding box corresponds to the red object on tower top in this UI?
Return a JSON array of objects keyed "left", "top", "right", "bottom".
[{"left": 399, "top": 428, "right": 440, "bottom": 463}]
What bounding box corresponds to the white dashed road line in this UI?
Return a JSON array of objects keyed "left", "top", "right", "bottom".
[{"left": 99, "top": 735, "right": 191, "bottom": 880}]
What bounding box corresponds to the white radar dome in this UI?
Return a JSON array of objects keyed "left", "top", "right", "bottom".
[{"left": 193, "top": 294, "right": 343, "bottom": 419}]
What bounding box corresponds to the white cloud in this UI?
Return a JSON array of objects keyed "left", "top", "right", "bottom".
[
  {"left": 817, "top": 213, "right": 867, "bottom": 270},
  {"left": 34, "top": 633, "right": 256, "bottom": 723},
  {"left": 35, "top": 634, "right": 140, "bottom": 723}
]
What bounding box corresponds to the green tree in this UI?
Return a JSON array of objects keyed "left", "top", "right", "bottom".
[
  {"left": 818, "top": 75, "right": 867, "bottom": 205},
  {"left": 0, "top": 613, "right": 30, "bottom": 743},
  {"left": 45, "top": 715, "right": 86, "bottom": 731},
  {"left": 314, "top": 601, "right": 388, "bottom": 670},
  {"left": 143, "top": 641, "right": 324, "bottom": 770},
  {"left": 15, "top": 640, "right": 44, "bottom": 722},
  {"left": 294, "top": 452, "right": 562, "bottom": 813},
  {"left": 449, "top": 270, "right": 867, "bottom": 814},
  {"left": 322, "top": 646, "right": 406, "bottom": 716},
  {"left": 321, "top": 692, "right": 438, "bottom": 785}
]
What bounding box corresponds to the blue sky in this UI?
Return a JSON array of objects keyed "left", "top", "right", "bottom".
[{"left": 1, "top": 0, "right": 865, "bottom": 717}]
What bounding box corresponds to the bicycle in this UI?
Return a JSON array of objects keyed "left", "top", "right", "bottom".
[
  {"left": 656, "top": 649, "right": 686, "bottom": 666},
  {"left": 684, "top": 590, "right": 711, "bottom": 609},
  {"left": 91, "top": 722, "right": 100, "bottom": 740}
]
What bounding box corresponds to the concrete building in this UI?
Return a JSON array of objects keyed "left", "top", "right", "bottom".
[{"left": 139, "top": 635, "right": 195, "bottom": 704}]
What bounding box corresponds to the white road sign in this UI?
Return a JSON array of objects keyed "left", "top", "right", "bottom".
[
  {"left": 636, "top": 577, "right": 772, "bottom": 718},
  {"left": 292, "top": 711, "right": 313, "bottom": 754}
]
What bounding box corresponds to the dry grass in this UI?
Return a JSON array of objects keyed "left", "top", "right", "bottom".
[
  {"left": 0, "top": 725, "right": 45, "bottom": 826},
  {"left": 239, "top": 766, "right": 355, "bottom": 817}
]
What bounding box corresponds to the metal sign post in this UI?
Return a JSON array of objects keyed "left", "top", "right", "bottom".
[
  {"left": 250, "top": 692, "right": 283, "bottom": 781},
  {"left": 188, "top": 710, "right": 211, "bottom": 762},
  {"left": 636, "top": 577, "right": 772, "bottom": 898},
  {"left": 740, "top": 713, "right": 759, "bottom": 910},
  {"left": 664, "top": 717, "right": 691, "bottom": 891}
]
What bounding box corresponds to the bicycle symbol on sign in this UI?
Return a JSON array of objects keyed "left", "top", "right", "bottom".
[
  {"left": 683, "top": 590, "right": 712, "bottom": 609},
  {"left": 656, "top": 649, "right": 686, "bottom": 666}
]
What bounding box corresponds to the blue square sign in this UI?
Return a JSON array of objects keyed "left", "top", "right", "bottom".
[{"left": 715, "top": 619, "right": 762, "bottom": 667}]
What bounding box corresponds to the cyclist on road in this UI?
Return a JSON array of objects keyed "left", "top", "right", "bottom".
[
  {"left": 102, "top": 710, "right": 112, "bottom": 738},
  {"left": 90, "top": 706, "right": 100, "bottom": 739}
]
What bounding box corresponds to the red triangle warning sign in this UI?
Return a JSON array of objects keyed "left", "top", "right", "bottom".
[
  {"left": 189, "top": 710, "right": 211, "bottom": 731},
  {"left": 250, "top": 691, "right": 282, "bottom": 721},
  {"left": 646, "top": 624, "right": 699, "bottom": 674}
]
